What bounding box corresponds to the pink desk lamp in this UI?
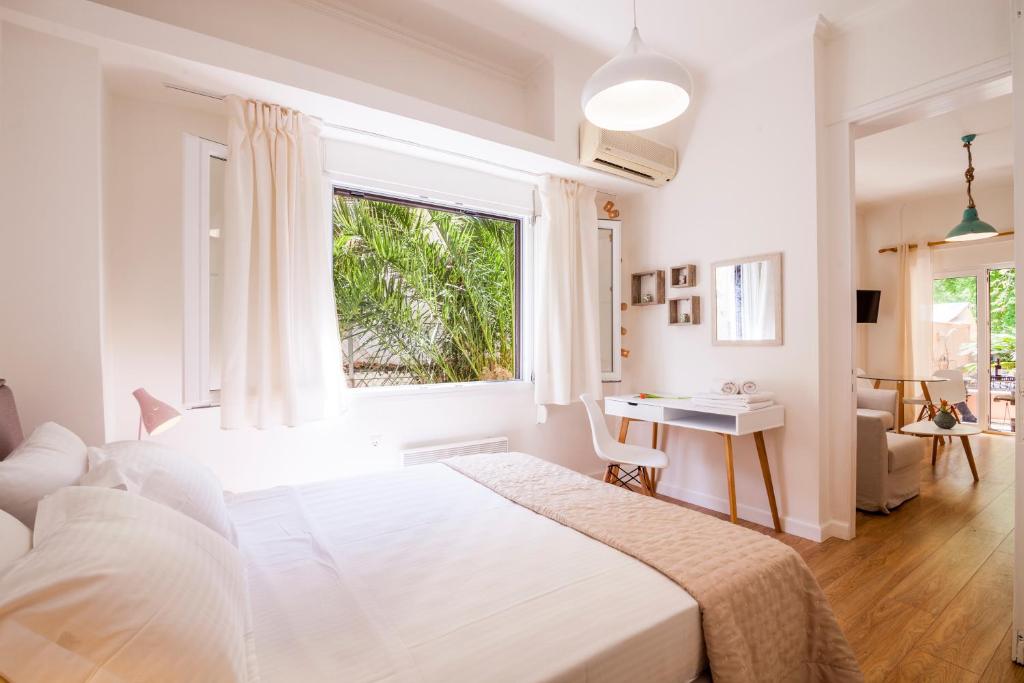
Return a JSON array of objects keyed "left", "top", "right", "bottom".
[{"left": 132, "top": 388, "right": 182, "bottom": 439}]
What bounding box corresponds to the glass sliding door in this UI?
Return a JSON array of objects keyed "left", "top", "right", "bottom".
[
  {"left": 988, "top": 267, "right": 1016, "bottom": 433},
  {"left": 932, "top": 275, "right": 981, "bottom": 422}
]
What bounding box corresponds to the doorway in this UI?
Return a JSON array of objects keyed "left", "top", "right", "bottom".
[{"left": 932, "top": 264, "right": 1017, "bottom": 433}]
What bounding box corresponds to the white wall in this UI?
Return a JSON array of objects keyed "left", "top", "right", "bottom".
[
  {"left": 102, "top": 93, "right": 608, "bottom": 491},
  {"left": 619, "top": 29, "right": 825, "bottom": 539},
  {"left": 856, "top": 181, "right": 1015, "bottom": 373},
  {"left": 0, "top": 23, "right": 106, "bottom": 444}
]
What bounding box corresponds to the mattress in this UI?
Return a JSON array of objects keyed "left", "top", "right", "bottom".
[{"left": 228, "top": 463, "right": 705, "bottom": 683}]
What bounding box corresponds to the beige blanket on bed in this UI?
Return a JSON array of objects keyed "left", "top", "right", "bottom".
[{"left": 443, "top": 452, "right": 861, "bottom": 683}]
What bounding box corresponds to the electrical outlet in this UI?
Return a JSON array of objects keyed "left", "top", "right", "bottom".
[{"left": 369, "top": 434, "right": 383, "bottom": 449}]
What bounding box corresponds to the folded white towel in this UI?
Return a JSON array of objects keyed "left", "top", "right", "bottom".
[
  {"left": 694, "top": 399, "right": 774, "bottom": 412},
  {"left": 714, "top": 379, "right": 739, "bottom": 395},
  {"left": 694, "top": 392, "right": 775, "bottom": 403},
  {"left": 740, "top": 380, "right": 759, "bottom": 395}
]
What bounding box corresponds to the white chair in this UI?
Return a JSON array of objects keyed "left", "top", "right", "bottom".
[
  {"left": 580, "top": 394, "right": 668, "bottom": 497},
  {"left": 926, "top": 368, "right": 971, "bottom": 443}
]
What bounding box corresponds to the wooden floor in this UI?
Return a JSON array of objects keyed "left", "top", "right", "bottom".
[{"left": 668, "top": 433, "right": 1021, "bottom": 682}]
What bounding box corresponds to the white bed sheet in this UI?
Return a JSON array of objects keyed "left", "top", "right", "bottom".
[{"left": 229, "top": 462, "right": 705, "bottom": 683}]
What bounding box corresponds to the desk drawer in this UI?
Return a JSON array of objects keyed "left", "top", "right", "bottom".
[{"left": 604, "top": 398, "right": 665, "bottom": 423}]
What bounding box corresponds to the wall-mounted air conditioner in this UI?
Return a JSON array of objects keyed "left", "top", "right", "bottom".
[{"left": 579, "top": 121, "right": 677, "bottom": 187}]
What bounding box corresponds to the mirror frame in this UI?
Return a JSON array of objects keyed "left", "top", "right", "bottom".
[
  {"left": 598, "top": 219, "right": 622, "bottom": 381},
  {"left": 710, "top": 252, "right": 783, "bottom": 347}
]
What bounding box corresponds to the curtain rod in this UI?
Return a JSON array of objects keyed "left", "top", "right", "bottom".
[
  {"left": 877, "top": 229, "right": 1014, "bottom": 254},
  {"left": 163, "top": 83, "right": 552, "bottom": 180}
]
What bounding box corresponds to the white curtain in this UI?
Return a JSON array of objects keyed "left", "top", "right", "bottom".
[
  {"left": 534, "top": 176, "right": 602, "bottom": 407},
  {"left": 896, "top": 243, "right": 933, "bottom": 397},
  {"left": 220, "top": 96, "right": 343, "bottom": 428}
]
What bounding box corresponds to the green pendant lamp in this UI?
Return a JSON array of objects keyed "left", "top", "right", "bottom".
[{"left": 945, "top": 133, "right": 999, "bottom": 242}]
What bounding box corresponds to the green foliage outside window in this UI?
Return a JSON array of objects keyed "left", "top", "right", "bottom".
[
  {"left": 932, "top": 269, "right": 1015, "bottom": 372},
  {"left": 332, "top": 194, "right": 517, "bottom": 387}
]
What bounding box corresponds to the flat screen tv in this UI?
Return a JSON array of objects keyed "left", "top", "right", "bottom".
[{"left": 857, "top": 290, "right": 881, "bottom": 324}]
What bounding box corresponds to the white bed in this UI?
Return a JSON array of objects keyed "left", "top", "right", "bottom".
[{"left": 229, "top": 463, "right": 706, "bottom": 683}]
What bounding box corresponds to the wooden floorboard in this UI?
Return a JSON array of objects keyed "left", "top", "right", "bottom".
[{"left": 663, "top": 433, "right": 1020, "bottom": 681}]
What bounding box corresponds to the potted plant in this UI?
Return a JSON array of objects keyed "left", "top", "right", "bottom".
[{"left": 933, "top": 399, "right": 957, "bottom": 429}]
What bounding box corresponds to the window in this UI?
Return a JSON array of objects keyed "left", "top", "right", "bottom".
[
  {"left": 332, "top": 189, "right": 522, "bottom": 388},
  {"left": 183, "top": 135, "right": 227, "bottom": 407}
]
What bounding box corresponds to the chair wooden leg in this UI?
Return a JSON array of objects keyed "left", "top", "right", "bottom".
[
  {"left": 617, "top": 418, "right": 631, "bottom": 443},
  {"left": 753, "top": 431, "right": 781, "bottom": 532},
  {"left": 639, "top": 467, "right": 656, "bottom": 497},
  {"left": 722, "top": 434, "right": 737, "bottom": 524},
  {"left": 960, "top": 435, "right": 979, "bottom": 482},
  {"left": 651, "top": 423, "right": 658, "bottom": 449},
  {"left": 603, "top": 464, "right": 614, "bottom": 483},
  {"left": 648, "top": 468, "right": 658, "bottom": 495}
]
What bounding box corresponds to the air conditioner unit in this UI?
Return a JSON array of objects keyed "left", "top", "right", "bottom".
[{"left": 579, "top": 122, "right": 677, "bottom": 187}]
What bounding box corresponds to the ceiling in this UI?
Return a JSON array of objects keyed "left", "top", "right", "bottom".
[
  {"left": 855, "top": 94, "right": 1013, "bottom": 206},
  {"left": 309, "top": 0, "right": 887, "bottom": 77}
]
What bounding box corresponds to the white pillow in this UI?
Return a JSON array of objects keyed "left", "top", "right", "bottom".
[
  {"left": 0, "top": 509, "right": 31, "bottom": 571},
  {"left": 0, "top": 422, "right": 87, "bottom": 527},
  {"left": 81, "top": 441, "right": 236, "bottom": 544},
  {"left": 0, "top": 486, "right": 256, "bottom": 682}
]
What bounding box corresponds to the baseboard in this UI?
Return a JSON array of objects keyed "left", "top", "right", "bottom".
[
  {"left": 820, "top": 518, "right": 853, "bottom": 541},
  {"left": 653, "top": 481, "right": 825, "bottom": 542}
]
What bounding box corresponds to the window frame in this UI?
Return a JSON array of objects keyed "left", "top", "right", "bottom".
[
  {"left": 182, "top": 134, "right": 227, "bottom": 409},
  {"left": 331, "top": 185, "right": 528, "bottom": 391}
]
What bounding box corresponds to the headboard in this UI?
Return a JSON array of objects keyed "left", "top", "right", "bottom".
[{"left": 0, "top": 380, "right": 24, "bottom": 460}]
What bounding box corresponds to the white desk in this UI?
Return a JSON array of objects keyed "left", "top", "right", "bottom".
[{"left": 604, "top": 394, "right": 785, "bottom": 531}]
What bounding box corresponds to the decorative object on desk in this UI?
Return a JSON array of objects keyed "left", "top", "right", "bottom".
[
  {"left": 694, "top": 391, "right": 775, "bottom": 412},
  {"left": 714, "top": 379, "right": 739, "bottom": 395},
  {"left": 601, "top": 200, "right": 620, "bottom": 219},
  {"left": 132, "top": 388, "right": 182, "bottom": 440},
  {"left": 668, "top": 296, "right": 700, "bottom": 325},
  {"left": 933, "top": 399, "right": 957, "bottom": 429},
  {"left": 630, "top": 270, "right": 665, "bottom": 306},
  {"left": 944, "top": 133, "right": 998, "bottom": 242},
  {"left": 711, "top": 252, "right": 783, "bottom": 346},
  {"left": 636, "top": 393, "right": 689, "bottom": 400},
  {"left": 670, "top": 264, "right": 696, "bottom": 288},
  {"left": 740, "top": 380, "right": 759, "bottom": 395}
]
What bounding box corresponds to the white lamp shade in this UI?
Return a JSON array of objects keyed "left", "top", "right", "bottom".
[{"left": 581, "top": 28, "right": 692, "bottom": 131}]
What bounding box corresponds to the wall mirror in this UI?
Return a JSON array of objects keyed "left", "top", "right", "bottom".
[
  {"left": 711, "top": 252, "right": 783, "bottom": 346},
  {"left": 598, "top": 219, "right": 622, "bottom": 380}
]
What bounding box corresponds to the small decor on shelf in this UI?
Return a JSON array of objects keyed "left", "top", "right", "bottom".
[
  {"left": 630, "top": 270, "right": 665, "bottom": 306},
  {"left": 670, "top": 264, "right": 696, "bottom": 288},
  {"left": 933, "top": 400, "right": 957, "bottom": 429},
  {"left": 668, "top": 296, "right": 701, "bottom": 326}
]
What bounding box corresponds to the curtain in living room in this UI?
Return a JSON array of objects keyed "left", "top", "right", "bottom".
[
  {"left": 896, "top": 242, "right": 933, "bottom": 396},
  {"left": 534, "top": 176, "right": 603, "bottom": 408},
  {"left": 220, "top": 96, "right": 343, "bottom": 428}
]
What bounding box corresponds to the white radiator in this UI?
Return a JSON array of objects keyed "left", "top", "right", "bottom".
[{"left": 401, "top": 436, "right": 508, "bottom": 467}]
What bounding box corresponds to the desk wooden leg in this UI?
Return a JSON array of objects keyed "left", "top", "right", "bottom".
[
  {"left": 960, "top": 435, "right": 980, "bottom": 482},
  {"left": 931, "top": 436, "right": 939, "bottom": 466},
  {"left": 722, "top": 434, "right": 737, "bottom": 524},
  {"left": 617, "top": 417, "right": 631, "bottom": 443},
  {"left": 753, "top": 431, "right": 782, "bottom": 532}
]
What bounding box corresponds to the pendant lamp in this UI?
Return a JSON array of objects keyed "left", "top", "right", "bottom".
[
  {"left": 945, "top": 133, "right": 999, "bottom": 242},
  {"left": 580, "top": 1, "right": 692, "bottom": 131}
]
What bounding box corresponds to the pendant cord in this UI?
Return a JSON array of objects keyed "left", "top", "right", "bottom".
[
  {"left": 633, "top": 0, "right": 637, "bottom": 28},
  {"left": 963, "top": 139, "right": 976, "bottom": 209}
]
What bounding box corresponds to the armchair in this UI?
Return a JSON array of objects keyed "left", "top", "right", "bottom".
[
  {"left": 857, "top": 386, "right": 897, "bottom": 431},
  {"left": 856, "top": 412, "right": 924, "bottom": 513}
]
